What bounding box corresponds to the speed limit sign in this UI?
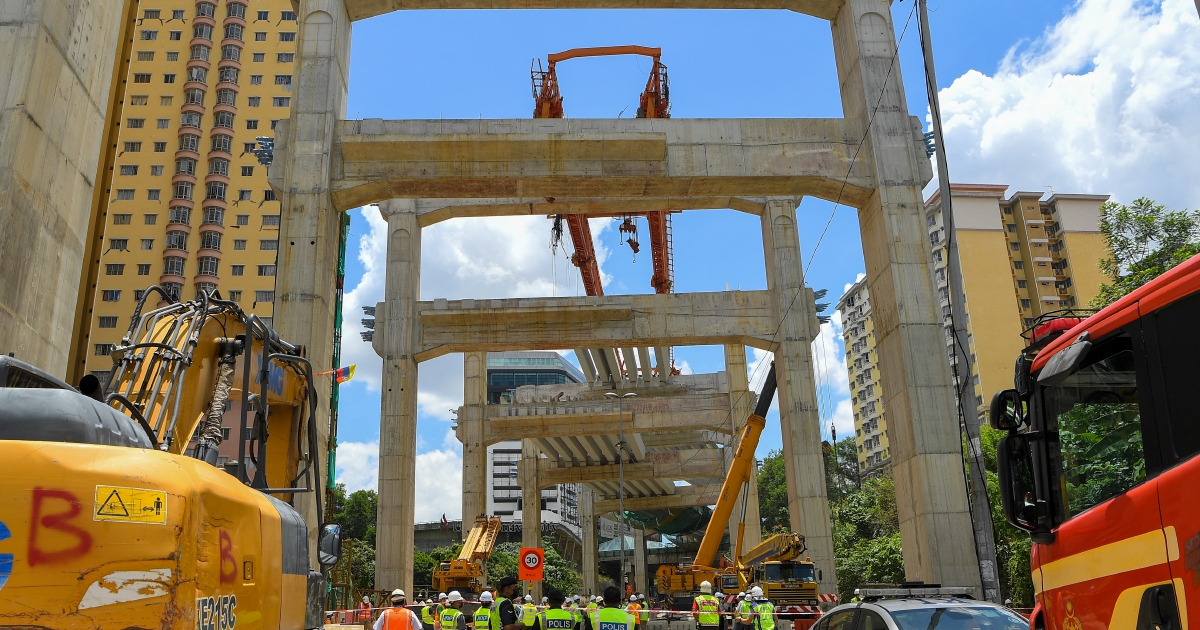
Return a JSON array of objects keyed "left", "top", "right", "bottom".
[{"left": 519, "top": 547, "right": 544, "bottom": 581}]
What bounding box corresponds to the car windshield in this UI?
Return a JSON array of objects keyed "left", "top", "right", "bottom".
[
  {"left": 891, "top": 606, "right": 1028, "bottom": 630},
  {"left": 763, "top": 563, "right": 815, "bottom": 582}
]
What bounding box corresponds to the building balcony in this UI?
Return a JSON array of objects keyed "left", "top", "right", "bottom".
[
  {"left": 206, "top": 149, "right": 233, "bottom": 162},
  {"left": 223, "top": 15, "right": 247, "bottom": 28},
  {"left": 200, "top": 197, "right": 228, "bottom": 210},
  {"left": 220, "top": 38, "right": 244, "bottom": 49},
  {"left": 198, "top": 221, "right": 225, "bottom": 234},
  {"left": 183, "top": 80, "right": 209, "bottom": 93},
  {"left": 165, "top": 223, "right": 193, "bottom": 235},
  {"left": 192, "top": 15, "right": 216, "bottom": 27},
  {"left": 217, "top": 58, "right": 242, "bottom": 71},
  {"left": 162, "top": 249, "right": 189, "bottom": 260},
  {"left": 205, "top": 173, "right": 230, "bottom": 185},
  {"left": 196, "top": 248, "right": 223, "bottom": 260},
  {"left": 212, "top": 103, "right": 237, "bottom": 116},
  {"left": 194, "top": 274, "right": 220, "bottom": 285},
  {"left": 181, "top": 102, "right": 206, "bottom": 115},
  {"left": 159, "top": 274, "right": 186, "bottom": 286},
  {"left": 174, "top": 149, "right": 201, "bottom": 162},
  {"left": 189, "top": 37, "right": 213, "bottom": 49},
  {"left": 171, "top": 173, "right": 197, "bottom": 185}
]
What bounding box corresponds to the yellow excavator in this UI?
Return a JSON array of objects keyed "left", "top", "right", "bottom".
[
  {"left": 432, "top": 515, "right": 503, "bottom": 595},
  {"left": 656, "top": 364, "right": 777, "bottom": 602},
  {"left": 0, "top": 287, "right": 340, "bottom": 628}
]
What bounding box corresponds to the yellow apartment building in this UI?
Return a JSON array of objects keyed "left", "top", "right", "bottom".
[
  {"left": 838, "top": 184, "right": 1109, "bottom": 475},
  {"left": 73, "top": 0, "right": 299, "bottom": 385}
]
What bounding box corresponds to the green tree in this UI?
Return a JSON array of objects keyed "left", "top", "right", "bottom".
[
  {"left": 1093, "top": 198, "right": 1200, "bottom": 307},
  {"left": 351, "top": 541, "right": 377, "bottom": 590},
  {"left": 757, "top": 449, "right": 791, "bottom": 533},
  {"left": 488, "top": 538, "right": 580, "bottom": 594},
  {"left": 823, "top": 437, "right": 861, "bottom": 502},
  {"left": 829, "top": 475, "right": 904, "bottom": 601}
]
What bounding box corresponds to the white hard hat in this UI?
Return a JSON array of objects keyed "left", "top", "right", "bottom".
[
  {"left": 447, "top": 591, "right": 464, "bottom": 603},
  {"left": 364, "top": 595, "right": 371, "bottom": 603},
  {"left": 750, "top": 587, "right": 763, "bottom": 598},
  {"left": 542, "top": 597, "right": 548, "bottom": 603},
  {"left": 525, "top": 595, "right": 533, "bottom": 603},
  {"left": 699, "top": 581, "right": 712, "bottom": 594},
  {"left": 480, "top": 592, "right": 494, "bottom": 603},
  {"left": 737, "top": 592, "right": 745, "bottom": 598},
  {"left": 439, "top": 593, "right": 448, "bottom": 600},
  {"left": 574, "top": 596, "right": 580, "bottom": 602},
  {"left": 392, "top": 589, "right": 406, "bottom": 599}
]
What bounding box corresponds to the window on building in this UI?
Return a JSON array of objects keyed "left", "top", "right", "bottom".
[
  {"left": 123, "top": 141, "right": 142, "bottom": 153},
  {"left": 272, "top": 97, "right": 289, "bottom": 107},
  {"left": 165, "top": 51, "right": 178, "bottom": 61},
  {"left": 176, "top": 157, "right": 196, "bottom": 175},
  {"left": 137, "top": 50, "right": 155, "bottom": 62},
  {"left": 1017, "top": 279, "right": 1027, "bottom": 288},
  {"left": 247, "top": 96, "right": 260, "bottom": 107},
  {"left": 163, "top": 256, "right": 185, "bottom": 276},
  {"left": 229, "top": 290, "right": 242, "bottom": 301},
  {"left": 236, "top": 214, "right": 249, "bottom": 226},
  {"left": 98, "top": 316, "right": 119, "bottom": 329},
  {"left": 141, "top": 238, "right": 154, "bottom": 250},
  {"left": 106, "top": 263, "right": 125, "bottom": 275},
  {"left": 263, "top": 189, "right": 277, "bottom": 201},
  {"left": 274, "top": 74, "right": 291, "bottom": 85},
  {"left": 221, "top": 45, "right": 240, "bottom": 62},
  {"left": 172, "top": 181, "right": 193, "bottom": 200},
  {"left": 243, "top": 142, "right": 256, "bottom": 153},
  {"left": 1011, "top": 242, "right": 1020, "bottom": 251},
  {"left": 169, "top": 31, "right": 181, "bottom": 40},
  {"left": 270, "top": 119, "right": 279, "bottom": 129},
  {"left": 257, "top": 264, "right": 275, "bottom": 276},
  {"left": 929, "top": 232, "right": 940, "bottom": 246},
  {"left": 113, "top": 213, "right": 132, "bottom": 225},
  {"left": 215, "top": 89, "right": 236, "bottom": 106},
  {"left": 217, "top": 66, "right": 238, "bottom": 83},
  {"left": 256, "top": 10, "right": 269, "bottom": 19},
  {"left": 233, "top": 239, "right": 246, "bottom": 250},
  {"left": 241, "top": 165, "right": 254, "bottom": 176},
  {"left": 211, "top": 134, "right": 232, "bottom": 153},
  {"left": 143, "top": 9, "right": 160, "bottom": 19},
  {"left": 172, "top": 9, "right": 184, "bottom": 19},
  {"left": 137, "top": 263, "right": 151, "bottom": 275},
  {"left": 197, "top": 257, "right": 218, "bottom": 276},
  {"left": 238, "top": 189, "right": 252, "bottom": 201},
  {"left": 279, "top": 32, "right": 295, "bottom": 42},
  {"left": 144, "top": 214, "right": 158, "bottom": 225},
  {"left": 253, "top": 52, "right": 265, "bottom": 62},
  {"left": 223, "top": 24, "right": 243, "bottom": 41},
  {"left": 163, "top": 73, "right": 176, "bottom": 83},
  {"left": 200, "top": 231, "right": 222, "bottom": 251},
  {"left": 231, "top": 264, "right": 245, "bottom": 276},
  {"left": 187, "top": 67, "right": 208, "bottom": 84},
  {"left": 130, "top": 95, "right": 149, "bottom": 106},
  {"left": 180, "top": 111, "right": 201, "bottom": 128},
  {"left": 254, "top": 32, "right": 266, "bottom": 41},
  {"left": 134, "top": 73, "right": 152, "bottom": 83},
  {"left": 205, "top": 182, "right": 227, "bottom": 201},
  {"left": 214, "top": 111, "right": 235, "bottom": 129},
  {"left": 281, "top": 10, "right": 296, "bottom": 20},
  {"left": 162, "top": 283, "right": 182, "bottom": 300},
  {"left": 255, "top": 290, "right": 274, "bottom": 303},
  {"left": 1021, "top": 298, "right": 1031, "bottom": 310},
  {"left": 140, "top": 30, "right": 158, "bottom": 40},
  {"left": 168, "top": 206, "right": 191, "bottom": 224},
  {"left": 119, "top": 165, "right": 138, "bottom": 176},
  {"left": 101, "top": 290, "right": 122, "bottom": 302},
  {"left": 262, "top": 214, "right": 280, "bottom": 226},
  {"left": 166, "top": 231, "right": 188, "bottom": 250},
  {"left": 154, "top": 141, "right": 167, "bottom": 152},
  {"left": 250, "top": 74, "right": 263, "bottom": 85},
  {"left": 95, "top": 343, "right": 116, "bottom": 356},
  {"left": 126, "top": 118, "right": 145, "bottom": 129},
  {"left": 115, "top": 190, "right": 135, "bottom": 200},
  {"left": 226, "top": 2, "right": 245, "bottom": 19},
  {"left": 277, "top": 53, "right": 294, "bottom": 63},
  {"left": 260, "top": 239, "right": 278, "bottom": 251}
]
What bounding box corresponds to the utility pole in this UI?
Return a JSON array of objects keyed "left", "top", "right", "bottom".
[
  {"left": 606, "top": 391, "right": 637, "bottom": 597},
  {"left": 917, "top": 0, "right": 1001, "bottom": 603}
]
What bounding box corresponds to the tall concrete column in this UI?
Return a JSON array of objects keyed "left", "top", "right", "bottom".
[
  {"left": 374, "top": 200, "right": 421, "bottom": 593},
  {"left": 633, "top": 528, "right": 648, "bottom": 596},
  {"left": 832, "top": 0, "right": 982, "bottom": 590},
  {"left": 462, "top": 351, "right": 488, "bottom": 526},
  {"left": 580, "top": 486, "right": 599, "bottom": 597},
  {"left": 521, "top": 439, "right": 543, "bottom": 601},
  {"left": 268, "top": 0, "right": 352, "bottom": 560},
  {"left": 724, "top": 344, "right": 763, "bottom": 553},
  {"left": 760, "top": 198, "right": 836, "bottom": 595}
]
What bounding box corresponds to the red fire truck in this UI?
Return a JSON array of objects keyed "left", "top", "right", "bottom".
[{"left": 990, "top": 252, "right": 1200, "bottom": 630}]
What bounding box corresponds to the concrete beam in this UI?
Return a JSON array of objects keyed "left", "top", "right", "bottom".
[
  {"left": 594, "top": 484, "right": 721, "bottom": 512},
  {"left": 538, "top": 448, "right": 726, "bottom": 487},
  {"left": 483, "top": 393, "right": 735, "bottom": 445},
  {"left": 413, "top": 196, "right": 767, "bottom": 227},
  {"left": 344, "top": 0, "right": 842, "bottom": 25},
  {"left": 326, "top": 119, "right": 877, "bottom": 210},
  {"left": 404, "top": 291, "right": 778, "bottom": 361}
]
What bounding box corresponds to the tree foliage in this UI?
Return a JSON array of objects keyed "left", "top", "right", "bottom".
[
  {"left": 488, "top": 538, "right": 580, "bottom": 595},
  {"left": 330, "top": 483, "right": 381, "bottom": 589},
  {"left": 1093, "top": 198, "right": 1200, "bottom": 307},
  {"left": 757, "top": 449, "right": 791, "bottom": 534}
]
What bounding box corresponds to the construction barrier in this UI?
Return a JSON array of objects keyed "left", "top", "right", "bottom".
[{"left": 324, "top": 605, "right": 826, "bottom": 626}]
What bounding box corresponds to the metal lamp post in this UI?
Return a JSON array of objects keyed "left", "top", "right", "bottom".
[{"left": 604, "top": 391, "right": 637, "bottom": 598}]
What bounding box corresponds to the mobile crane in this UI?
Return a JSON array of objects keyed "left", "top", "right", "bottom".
[
  {"left": 432, "top": 515, "right": 503, "bottom": 595},
  {"left": 736, "top": 534, "right": 821, "bottom": 620},
  {"left": 0, "top": 287, "right": 340, "bottom": 628}
]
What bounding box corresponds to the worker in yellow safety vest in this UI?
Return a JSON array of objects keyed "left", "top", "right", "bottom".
[
  {"left": 735, "top": 592, "right": 754, "bottom": 630},
  {"left": 749, "top": 587, "right": 775, "bottom": 630},
  {"left": 586, "top": 596, "right": 599, "bottom": 613},
  {"left": 586, "top": 587, "right": 635, "bottom": 630},
  {"left": 375, "top": 589, "right": 422, "bottom": 630},
  {"left": 522, "top": 595, "right": 539, "bottom": 626},
  {"left": 475, "top": 591, "right": 501, "bottom": 630},
  {"left": 434, "top": 593, "right": 450, "bottom": 630},
  {"left": 692, "top": 581, "right": 721, "bottom": 630},
  {"left": 440, "top": 592, "right": 469, "bottom": 630},
  {"left": 422, "top": 600, "right": 439, "bottom": 629}
]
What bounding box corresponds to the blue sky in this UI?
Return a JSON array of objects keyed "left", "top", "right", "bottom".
[{"left": 326, "top": 0, "right": 1200, "bottom": 519}]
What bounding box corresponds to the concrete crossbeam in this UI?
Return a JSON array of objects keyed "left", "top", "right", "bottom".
[
  {"left": 413, "top": 196, "right": 767, "bottom": 227},
  {"left": 344, "top": 0, "right": 842, "bottom": 24},
  {"left": 538, "top": 448, "right": 726, "bottom": 487},
  {"left": 396, "top": 290, "right": 777, "bottom": 361},
  {"left": 481, "top": 393, "right": 735, "bottom": 445},
  {"left": 325, "top": 118, "right": 879, "bottom": 210},
  {"left": 594, "top": 484, "right": 722, "bottom": 512}
]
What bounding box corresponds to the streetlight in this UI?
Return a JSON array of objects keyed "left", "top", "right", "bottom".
[{"left": 604, "top": 391, "right": 637, "bottom": 598}]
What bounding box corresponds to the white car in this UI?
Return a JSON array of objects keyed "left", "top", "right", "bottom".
[{"left": 816, "top": 589, "right": 1028, "bottom": 630}]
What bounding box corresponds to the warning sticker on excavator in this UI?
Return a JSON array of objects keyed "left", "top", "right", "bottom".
[{"left": 93, "top": 485, "right": 168, "bottom": 524}]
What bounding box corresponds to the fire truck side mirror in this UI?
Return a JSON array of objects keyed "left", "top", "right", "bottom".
[
  {"left": 318, "top": 523, "right": 342, "bottom": 567},
  {"left": 989, "top": 390, "right": 1025, "bottom": 431},
  {"left": 996, "top": 434, "right": 1040, "bottom": 534}
]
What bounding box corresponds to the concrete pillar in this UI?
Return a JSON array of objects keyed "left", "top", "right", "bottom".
[
  {"left": 581, "top": 486, "right": 599, "bottom": 597},
  {"left": 521, "top": 439, "right": 543, "bottom": 601},
  {"left": 760, "top": 198, "right": 836, "bottom": 595},
  {"left": 269, "top": 0, "right": 352, "bottom": 562},
  {"left": 462, "top": 351, "right": 488, "bottom": 525},
  {"left": 832, "top": 0, "right": 982, "bottom": 591},
  {"left": 633, "top": 528, "right": 648, "bottom": 596},
  {"left": 374, "top": 200, "right": 421, "bottom": 593},
  {"left": 723, "top": 345, "right": 763, "bottom": 553}
]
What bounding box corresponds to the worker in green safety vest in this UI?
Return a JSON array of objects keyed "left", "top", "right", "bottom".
[
  {"left": 749, "top": 587, "right": 775, "bottom": 630},
  {"left": 522, "top": 595, "right": 539, "bottom": 626},
  {"left": 440, "top": 592, "right": 469, "bottom": 630},
  {"left": 475, "top": 592, "right": 501, "bottom": 630},
  {"left": 584, "top": 587, "right": 635, "bottom": 630},
  {"left": 531, "top": 589, "right": 577, "bottom": 630},
  {"left": 422, "top": 600, "right": 439, "bottom": 629},
  {"left": 692, "top": 581, "right": 721, "bottom": 630}
]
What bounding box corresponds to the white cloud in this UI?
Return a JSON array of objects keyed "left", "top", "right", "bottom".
[
  {"left": 335, "top": 439, "right": 463, "bottom": 522},
  {"left": 935, "top": 0, "right": 1200, "bottom": 210}
]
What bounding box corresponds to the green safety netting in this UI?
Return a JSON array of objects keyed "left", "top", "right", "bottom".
[{"left": 622, "top": 506, "right": 712, "bottom": 536}]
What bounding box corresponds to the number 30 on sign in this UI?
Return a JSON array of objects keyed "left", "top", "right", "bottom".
[{"left": 518, "top": 547, "right": 543, "bottom": 582}]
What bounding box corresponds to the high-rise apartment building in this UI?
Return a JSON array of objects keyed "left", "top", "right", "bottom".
[
  {"left": 485, "top": 352, "right": 587, "bottom": 535},
  {"left": 837, "top": 184, "right": 1108, "bottom": 474},
  {"left": 75, "top": 0, "right": 299, "bottom": 383},
  {"left": 837, "top": 277, "right": 890, "bottom": 476}
]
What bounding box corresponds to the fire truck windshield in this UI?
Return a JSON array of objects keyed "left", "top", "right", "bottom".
[
  {"left": 764, "top": 562, "right": 815, "bottom": 582},
  {"left": 1041, "top": 333, "right": 1145, "bottom": 520}
]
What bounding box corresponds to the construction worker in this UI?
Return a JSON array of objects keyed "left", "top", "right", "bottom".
[
  {"left": 357, "top": 595, "right": 374, "bottom": 624},
  {"left": 692, "top": 581, "right": 720, "bottom": 630},
  {"left": 636, "top": 596, "right": 648, "bottom": 626},
  {"left": 523, "top": 594, "right": 540, "bottom": 626},
  {"left": 735, "top": 592, "right": 754, "bottom": 630},
  {"left": 476, "top": 591, "right": 500, "bottom": 630},
  {"left": 750, "top": 587, "right": 775, "bottom": 630},
  {"left": 375, "top": 589, "right": 424, "bottom": 630},
  {"left": 496, "top": 576, "right": 525, "bottom": 630},
  {"left": 531, "top": 588, "right": 577, "bottom": 630},
  {"left": 585, "top": 596, "right": 599, "bottom": 614},
  {"left": 584, "top": 586, "right": 635, "bottom": 630},
  {"left": 440, "top": 591, "right": 469, "bottom": 630},
  {"left": 422, "top": 599, "right": 440, "bottom": 629},
  {"left": 625, "top": 595, "right": 641, "bottom": 629},
  {"left": 435, "top": 593, "right": 450, "bottom": 630}
]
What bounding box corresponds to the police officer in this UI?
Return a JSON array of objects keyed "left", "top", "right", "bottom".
[
  {"left": 583, "top": 587, "right": 635, "bottom": 630},
  {"left": 531, "top": 589, "right": 577, "bottom": 630},
  {"left": 692, "top": 581, "right": 720, "bottom": 630},
  {"left": 750, "top": 587, "right": 775, "bottom": 630},
  {"left": 440, "top": 592, "right": 469, "bottom": 630},
  {"left": 496, "top": 576, "right": 526, "bottom": 630}
]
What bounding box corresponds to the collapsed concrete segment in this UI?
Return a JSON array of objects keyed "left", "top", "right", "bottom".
[{"left": 594, "top": 484, "right": 723, "bottom": 512}]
